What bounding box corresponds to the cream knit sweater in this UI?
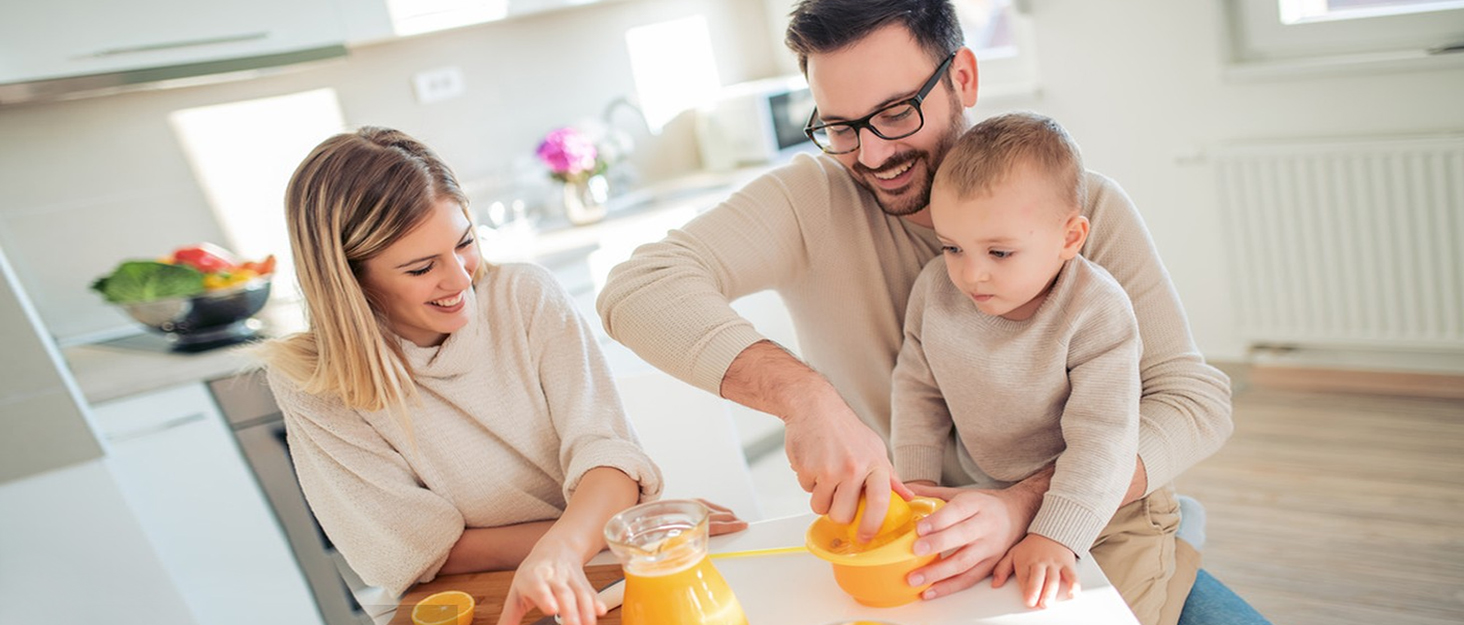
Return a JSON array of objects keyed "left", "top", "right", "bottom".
[
  {"left": 597, "top": 152, "right": 1231, "bottom": 490},
  {"left": 268, "top": 263, "right": 662, "bottom": 597},
  {"left": 893, "top": 256, "right": 1140, "bottom": 556}
]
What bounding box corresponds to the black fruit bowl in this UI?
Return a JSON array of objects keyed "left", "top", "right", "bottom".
[{"left": 117, "top": 278, "right": 271, "bottom": 352}]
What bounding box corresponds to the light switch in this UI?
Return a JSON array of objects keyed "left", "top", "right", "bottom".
[{"left": 412, "top": 66, "right": 466, "bottom": 104}]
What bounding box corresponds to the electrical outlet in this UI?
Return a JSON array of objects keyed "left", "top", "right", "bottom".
[{"left": 412, "top": 66, "right": 466, "bottom": 104}]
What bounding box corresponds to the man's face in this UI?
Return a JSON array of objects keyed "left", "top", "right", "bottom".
[{"left": 805, "top": 24, "right": 971, "bottom": 219}]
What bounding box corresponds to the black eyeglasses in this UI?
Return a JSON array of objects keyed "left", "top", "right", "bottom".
[{"left": 803, "top": 51, "right": 957, "bottom": 155}]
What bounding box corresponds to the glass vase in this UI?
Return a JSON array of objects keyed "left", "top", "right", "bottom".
[{"left": 562, "top": 173, "right": 608, "bottom": 226}]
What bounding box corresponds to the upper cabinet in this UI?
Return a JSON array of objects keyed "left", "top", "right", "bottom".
[
  {"left": 0, "top": 0, "right": 630, "bottom": 104},
  {"left": 0, "top": 0, "right": 346, "bottom": 86}
]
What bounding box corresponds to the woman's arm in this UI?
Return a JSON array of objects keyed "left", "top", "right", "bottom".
[
  {"left": 495, "top": 467, "right": 640, "bottom": 625},
  {"left": 438, "top": 521, "right": 555, "bottom": 575}
]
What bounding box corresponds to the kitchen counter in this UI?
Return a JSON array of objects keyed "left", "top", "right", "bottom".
[
  {"left": 61, "top": 165, "right": 773, "bottom": 406},
  {"left": 61, "top": 300, "right": 305, "bottom": 405}
]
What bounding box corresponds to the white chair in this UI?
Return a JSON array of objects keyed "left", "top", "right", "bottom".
[{"left": 613, "top": 369, "right": 764, "bottom": 521}]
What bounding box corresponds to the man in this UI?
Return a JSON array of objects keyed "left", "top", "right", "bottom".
[{"left": 597, "top": 1, "right": 1260, "bottom": 622}]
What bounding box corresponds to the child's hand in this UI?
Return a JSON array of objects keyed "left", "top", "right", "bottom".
[
  {"left": 695, "top": 498, "right": 749, "bottom": 536},
  {"left": 991, "top": 534, "right": 1079, "bottom": 609}
]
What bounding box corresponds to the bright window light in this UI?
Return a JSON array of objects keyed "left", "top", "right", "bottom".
[
  {"left": 625, "top": 15, "right": 722, "bottom": 133},
  {"left": 956, "top": 0, "right": 1019, "bottom": 60},
  {"left": 169, "top": 88, "right": 346, "bottom": 301},
  {"left": 386, "top": 0, "right": 508, "bottom": 36},
  {"left": 1279, "top": 0, "right": 1464, "bottom": 23}
]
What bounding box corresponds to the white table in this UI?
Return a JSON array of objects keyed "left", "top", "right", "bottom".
[{"left": 594, "top": 513, "right": 1140, "bottom": 625}]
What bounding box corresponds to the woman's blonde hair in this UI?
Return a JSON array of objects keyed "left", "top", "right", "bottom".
[{"left": 256, "top": 126, "right": 485, "bottom": 412}]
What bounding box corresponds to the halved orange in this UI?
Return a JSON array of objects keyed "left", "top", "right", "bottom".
[
  {"left": 848, "top": 491, "right": 913, "bottom": 542},
  {"left": 412, "top": 590, "right": 475, "bottom": 625}
]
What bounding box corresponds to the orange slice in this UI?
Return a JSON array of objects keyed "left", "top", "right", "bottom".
[{"left": 412, "top": 590, "right": 475, "bottom": 625}]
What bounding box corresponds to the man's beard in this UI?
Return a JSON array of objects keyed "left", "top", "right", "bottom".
[{"left": 853, "top": 98, "right": 967, "bottom": 218}]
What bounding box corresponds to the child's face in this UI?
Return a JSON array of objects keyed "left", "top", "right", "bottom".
[{"left": 930, "top": 164, "right": 1087, "bottom": 321}]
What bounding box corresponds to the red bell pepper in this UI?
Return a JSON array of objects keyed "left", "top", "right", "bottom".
[{"left": 170, "top": 243, "right": 238, "bottom": 274}]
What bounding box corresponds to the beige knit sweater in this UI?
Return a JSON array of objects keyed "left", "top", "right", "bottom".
[
  {"left": 597, "top": 153, "right": 1231, "bottom": 491},
  {"left": 893, "top": 256, "right": 1140, "bottom": 555},
  {"left": 268, "top": 263, "right": 662, "bottom": 597}
]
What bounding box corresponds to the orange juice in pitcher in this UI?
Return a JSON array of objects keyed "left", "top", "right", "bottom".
[{"left": 604, "top": 500, "right": 747, "bottom": 625}]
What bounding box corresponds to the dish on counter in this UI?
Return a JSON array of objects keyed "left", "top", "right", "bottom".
[{"left": 91, "top": 243, "right": 277, "bottom": 352}]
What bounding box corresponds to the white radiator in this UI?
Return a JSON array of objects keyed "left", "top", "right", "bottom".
[{"left": 1215, "top": 135, "right": 1464, "bottom": 352}]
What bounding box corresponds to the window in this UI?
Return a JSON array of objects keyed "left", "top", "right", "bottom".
[
  {"left": 385, "top": 0, "right": 508, "bottom": 37},
  {"left": 955, "top": 0, "right": 1039, "bottom": 96},
  {"left": 170, "top": 89, "right": 347, "bottom": 301},
  {"left": 1225, "top": 0, "right": 1464, "bottom": 73},
  {"left": 1280, "top": 0, "right": 1464, "bottom": 24},
  {"left": 625, "top": 15, "right": 722, "bottom": 133}
]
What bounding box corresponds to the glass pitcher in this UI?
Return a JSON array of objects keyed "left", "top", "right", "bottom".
[{"left": 604, "top": 499, "right": 748, "bottom": 625}]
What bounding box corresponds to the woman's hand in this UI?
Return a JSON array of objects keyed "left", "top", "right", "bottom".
[
  {"left": 495, "top": 541, "right": 604, "bottom": 625},
  {"left": 992, "top": 534, "right": 1079, "bottom": 608},
  {"left": 696, "top": 499, "right": 749, "bottom": 536},
  {"left": 904, "top": 482, "right": 1040, "bottom": 600}
]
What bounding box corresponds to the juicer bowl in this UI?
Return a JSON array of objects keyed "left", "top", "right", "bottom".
[{"left": 805, "top": 496, "right": 945, "bottom": 607}]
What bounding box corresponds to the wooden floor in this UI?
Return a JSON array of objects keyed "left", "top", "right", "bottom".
[{"left": 1176, "top": 373, "right": 1464, "bottom": 625}]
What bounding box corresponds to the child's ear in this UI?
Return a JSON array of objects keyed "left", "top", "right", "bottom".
[{"left": 1060, "top": 214, "right": 1089, "bottom": 259}]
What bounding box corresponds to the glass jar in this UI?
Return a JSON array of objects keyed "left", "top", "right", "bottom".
[{"left": 604, "top": 500, "right": 747, "bottom": 625}]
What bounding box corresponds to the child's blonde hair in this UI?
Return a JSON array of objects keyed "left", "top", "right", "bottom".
[{"left": 934, "top": 111, "right": 1086, "bottom": 216}]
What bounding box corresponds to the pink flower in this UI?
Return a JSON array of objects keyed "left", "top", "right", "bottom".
[{"left": 536, "top": 127, "right": 599, "bottom": 180}]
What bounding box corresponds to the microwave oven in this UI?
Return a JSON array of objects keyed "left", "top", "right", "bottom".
[{"left": 697, "top": 75, "right": 817, "bottom": 171}]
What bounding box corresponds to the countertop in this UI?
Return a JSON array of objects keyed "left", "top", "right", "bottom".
[
  {"left": 60, "top": 165, "right": 771, "bottom": 406},
  {"left": 61, "top": 301, "right": 304, "bottom": 405}
]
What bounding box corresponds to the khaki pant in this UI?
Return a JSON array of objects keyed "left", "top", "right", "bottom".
[{"left": 1089, "top": 485, "right": 1195, "bottom": 625}]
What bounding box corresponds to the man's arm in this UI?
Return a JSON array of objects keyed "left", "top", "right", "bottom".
[
  {"left": 1081, "top": 172, "right": 1234, "bottom": 489},
  {"left": 596, "top": 157, "right": 902, "bottom": 535},
  {"left": 721, "top": 339, "right": 906, "bottom": 540},
  {"left": 596, "top": 163, "right": 812, "bottom": 395}
]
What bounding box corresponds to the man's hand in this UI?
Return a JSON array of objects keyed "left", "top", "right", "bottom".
[
  {"left": 993, "top": 534, "right": 1079, "bottom": 609},
  {"left": 721, "top": 340, "right": 910, "bottom": 542},
  {"left": 783, "top": 394, "right": 911, "bottom": 541},
  {"left": 904, "top": 480, "right": 1044, "bottom": 599}
]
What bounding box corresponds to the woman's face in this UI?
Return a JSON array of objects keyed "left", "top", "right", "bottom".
[{"left": 358, "top": 197, "right": 481, "bottom": 347}]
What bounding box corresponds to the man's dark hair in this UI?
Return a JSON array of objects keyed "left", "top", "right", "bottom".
[{"left": 785, "top": 0, "right": 964, "bottom": 74}]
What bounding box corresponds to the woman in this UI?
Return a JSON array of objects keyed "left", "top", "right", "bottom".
[{"left": 257, "top": 127, "right": 739, "bottom": 625}]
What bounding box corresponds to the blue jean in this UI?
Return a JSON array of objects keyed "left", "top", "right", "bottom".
[
  {"left": 1177, "top": 569, "right": 1273, "bottom": 625},
  {"left": 1173, "top": 496, "right": 1271, "bottom": 625}
]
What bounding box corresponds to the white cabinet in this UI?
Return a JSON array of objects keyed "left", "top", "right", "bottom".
[
  {"left": 93, "top": 382, "right": 324, "bottom": 625},
  {"left": 0, "top": 0, "right": 345, "bottom": 85}
]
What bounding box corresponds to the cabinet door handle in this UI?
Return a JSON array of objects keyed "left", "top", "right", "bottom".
[
  {"left": 80, "top": 32, "right": 271, "bottom": 59},
  {"left": 106, "top": 412, "right": 208, "bottom": 443}
]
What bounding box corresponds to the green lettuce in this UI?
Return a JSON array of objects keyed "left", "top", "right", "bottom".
[{"left": 91, "top": 261, "right": 206, "bottom": 304}]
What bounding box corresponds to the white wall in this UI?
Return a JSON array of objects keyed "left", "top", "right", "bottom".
[{"left": 0, "top": 0, "right": 779, "bottom": 344}]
